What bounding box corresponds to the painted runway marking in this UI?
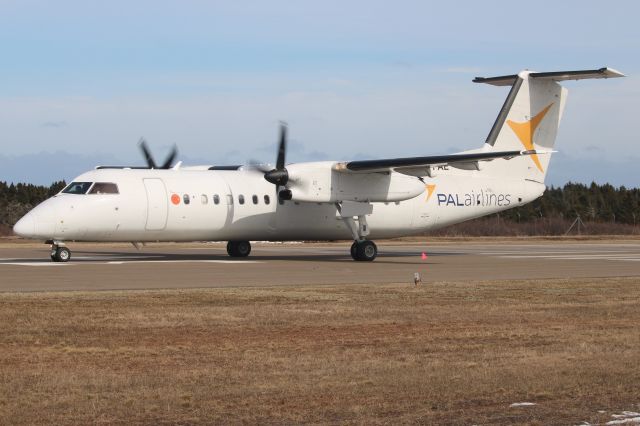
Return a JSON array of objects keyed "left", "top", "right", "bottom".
[
  {"left": 73, "top": 255, "right": 160, "bottom": 260},
  {"left": 0, "top": 259, "right": 263, "bottom": 266},
  {"left": 1, "top": 244, "right": 638, "bottom": 266},
  {"left": 106, "top": 260, "right": 262, "bottom": 265},
  {"left": 1, "top": 262, "right": 71, "bottom": 266},
  {"left": 499, "top": 254, "right": 640, "bottom": 262},
  {"left": 481, "top": 250, "right": 639, "bottom": 255}
]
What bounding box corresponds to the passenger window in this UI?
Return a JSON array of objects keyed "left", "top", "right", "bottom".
[
  {"left": 89, "top": 182, "right": 119, "bottom": 194},
  {"left": 201, "top": 194, "right": 208, "bottom": 204},
  {"left": 213, "top": 194, "right": 220, "bottom": 205},
  {"left": 62, "top": 182, "right": 93, "bottom": 194},
  {"left": 238, "top": 194, "right": 245, "bottom": 205},
  {"left": 264, "top": 195, "right": 270, "bottom": 205},
  {"left": 252, "top": 194, "right": 258, "bottom": 204},
  {"left": 183, "top": 194, "right": 190, "bottom": 205}
]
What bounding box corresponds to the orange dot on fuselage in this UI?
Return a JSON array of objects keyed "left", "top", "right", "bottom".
[{"left": 171, "top": 194, "right": 180, "bottom": 205}]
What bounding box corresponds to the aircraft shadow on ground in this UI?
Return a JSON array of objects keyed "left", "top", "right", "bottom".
[{"left": 38, "top": 249, "right": 465, "bottom": 265}]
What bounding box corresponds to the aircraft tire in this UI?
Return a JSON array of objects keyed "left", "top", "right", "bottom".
[
  {"left": 52, "top": 246, "right": 71, "bottom": 262},
  {"left": 353, "top": 240, "right": 377, "bottom": 261},
  {"left": 350, "top": 241, "right": 358, "bottom": 260},
  {"left": 227, "top": 241, "right": 251, "bottom": 257}
]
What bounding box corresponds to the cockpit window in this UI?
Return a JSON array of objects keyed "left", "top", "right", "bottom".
[
  {"left": 62, "top": 182, "right": 93, "bottom": 194},
  {"left": 89, "top": 182, "right": 119, "bottom": 194}
]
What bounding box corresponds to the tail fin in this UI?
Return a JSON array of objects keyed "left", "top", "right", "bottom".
[{"left": 474, "top": 67, "right": 624, "bottom": 182}]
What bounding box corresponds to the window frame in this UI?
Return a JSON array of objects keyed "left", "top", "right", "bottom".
[
  {"left": 61, "top": 182, "right": 93, "bottom": 195},
  {"left": 88, "top": 182, "right": 119, "bottom": 195}
]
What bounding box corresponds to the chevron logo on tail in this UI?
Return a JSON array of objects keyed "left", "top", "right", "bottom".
[{"left": 506, "top": 103, "right": 554, "bottom": 172}]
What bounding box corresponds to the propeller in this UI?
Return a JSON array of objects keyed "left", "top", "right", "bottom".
[
  {"left": 138, "top": 138, "right": 178, "bottom": 169},
  {"left": 263, "top": 122, "right": 289, "bottom": 186}
]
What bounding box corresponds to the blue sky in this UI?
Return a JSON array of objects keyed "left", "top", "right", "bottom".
[{"left": 0, "top": 1, "right": 638, "bottom": 185}]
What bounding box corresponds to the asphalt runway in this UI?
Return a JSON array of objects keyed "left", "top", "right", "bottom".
[{"left": 0, "top": 240, "right": 638, "bottom": 292}]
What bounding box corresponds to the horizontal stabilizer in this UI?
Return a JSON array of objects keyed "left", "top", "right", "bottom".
[{"left": 474, "top": 67, "right": 625, "bottom": 86}]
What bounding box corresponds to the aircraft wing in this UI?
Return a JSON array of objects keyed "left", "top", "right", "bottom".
[{"left": 334, "top": 149, "right": 547, "bottom": 177}]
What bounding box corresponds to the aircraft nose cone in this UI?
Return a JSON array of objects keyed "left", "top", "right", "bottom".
[{"left": 13, "top": 214, "right": 35, "bottom": 237}]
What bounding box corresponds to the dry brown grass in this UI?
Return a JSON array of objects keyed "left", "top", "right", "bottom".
[{"left": 1, "top": 278, "right": 639, "bottom": 425}]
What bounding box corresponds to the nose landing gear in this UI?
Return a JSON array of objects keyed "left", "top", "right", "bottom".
[{"left": 50, "top": 243, "right": 71, "bottom": 262}]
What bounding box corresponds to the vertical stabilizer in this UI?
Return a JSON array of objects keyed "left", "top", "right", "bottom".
[{"left": 473, "top": 67, "right": 623, "bottom": 182}]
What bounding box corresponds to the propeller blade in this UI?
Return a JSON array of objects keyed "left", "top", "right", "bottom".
[
  {"left": 161, "top": 144, "right": 178, "bottom": 169},
  {"left": 263, "top": 121, "right": 290, "bottom": 186},
  {"left": 276, "top": 121, "right": 287, "bottom": 170},
  {"left": 138, "top": 138, "right": 157, "bottom": 169}
]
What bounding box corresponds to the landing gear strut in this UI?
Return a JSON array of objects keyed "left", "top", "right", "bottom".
[
  {"left": 227, "top": 240, "right": 251, "bottom": 257},
  {"left": 337, "top": 201, "right": 378, "bottom": 262},
  {"left": 50, "top": 242, "right": 71, "bottom": 262}
]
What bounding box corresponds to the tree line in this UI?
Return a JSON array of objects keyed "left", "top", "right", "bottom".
[
  {"left": 501, "top": 183, "right": 640, "bottom": 225},
  {"left": 0, "top": 181, "right": 66, "bottom": 234},
  {"left": 429, "top": 182, "right": 639, "bottom": 236},
  {"left": 1, "top": 180, "right": 638, "bottom": 236}
]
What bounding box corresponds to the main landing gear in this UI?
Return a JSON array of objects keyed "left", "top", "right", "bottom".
[
  {"left": 50, "top": 242, "right": 71, "bottom": 262},
  {"left": 350, "top": 240, "right": 378, "bottom": 261},
  {"left": 337, "top": 200, "right": 378, "bottom": 262},
  {"left": 227, "top": 240, "right": 251, "bottom": 257}
]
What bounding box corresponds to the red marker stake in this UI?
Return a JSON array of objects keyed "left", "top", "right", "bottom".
[{"left": 421, "top": 252, "right": 428, "bottom": 260}]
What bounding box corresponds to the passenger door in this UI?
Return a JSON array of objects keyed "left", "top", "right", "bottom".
[{"left": 143, "top": 178, "right": 168, "bottom": 230}]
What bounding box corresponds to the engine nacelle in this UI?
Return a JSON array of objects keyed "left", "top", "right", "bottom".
[{"left": 285, "top": 161, "right": 425, "bottom": 203}]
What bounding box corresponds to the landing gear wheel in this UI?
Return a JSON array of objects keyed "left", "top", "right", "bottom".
[
  {"left": 52, "top": 246, "right": 71, "bottom": 263},
  {"left": 351, "top": 240, "right": 377, "bottom": 261},
  {"left": 227, "top": 241, "right": 251, "bottom": 257}
]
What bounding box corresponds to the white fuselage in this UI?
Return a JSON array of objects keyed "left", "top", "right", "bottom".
[
  {"left": 14, "top": 66, "right": 623, "bottom": 249},
  {"left": 15, "top": 164, "right": 545, "bottom": 243}
]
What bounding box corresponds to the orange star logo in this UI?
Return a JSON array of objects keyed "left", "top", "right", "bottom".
[
  {"left": 425, "top": 184, "right": 436, "bottom": 202},
  {"left": 506, "top": 103, "right": 553, "bottom": 172}
]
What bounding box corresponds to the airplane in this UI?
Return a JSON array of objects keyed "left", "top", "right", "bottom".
[{"left": 13, "top": 67, "right": 624, "bottom": 262}]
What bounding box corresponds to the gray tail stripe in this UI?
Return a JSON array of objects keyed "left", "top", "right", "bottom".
[{"left": 485, "top": 76, "right": 523, "bottom": 146}]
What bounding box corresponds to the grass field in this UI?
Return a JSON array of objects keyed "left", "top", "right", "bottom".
[{"left": 1, "top": 277, "right": 639, "bottom": 425}]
